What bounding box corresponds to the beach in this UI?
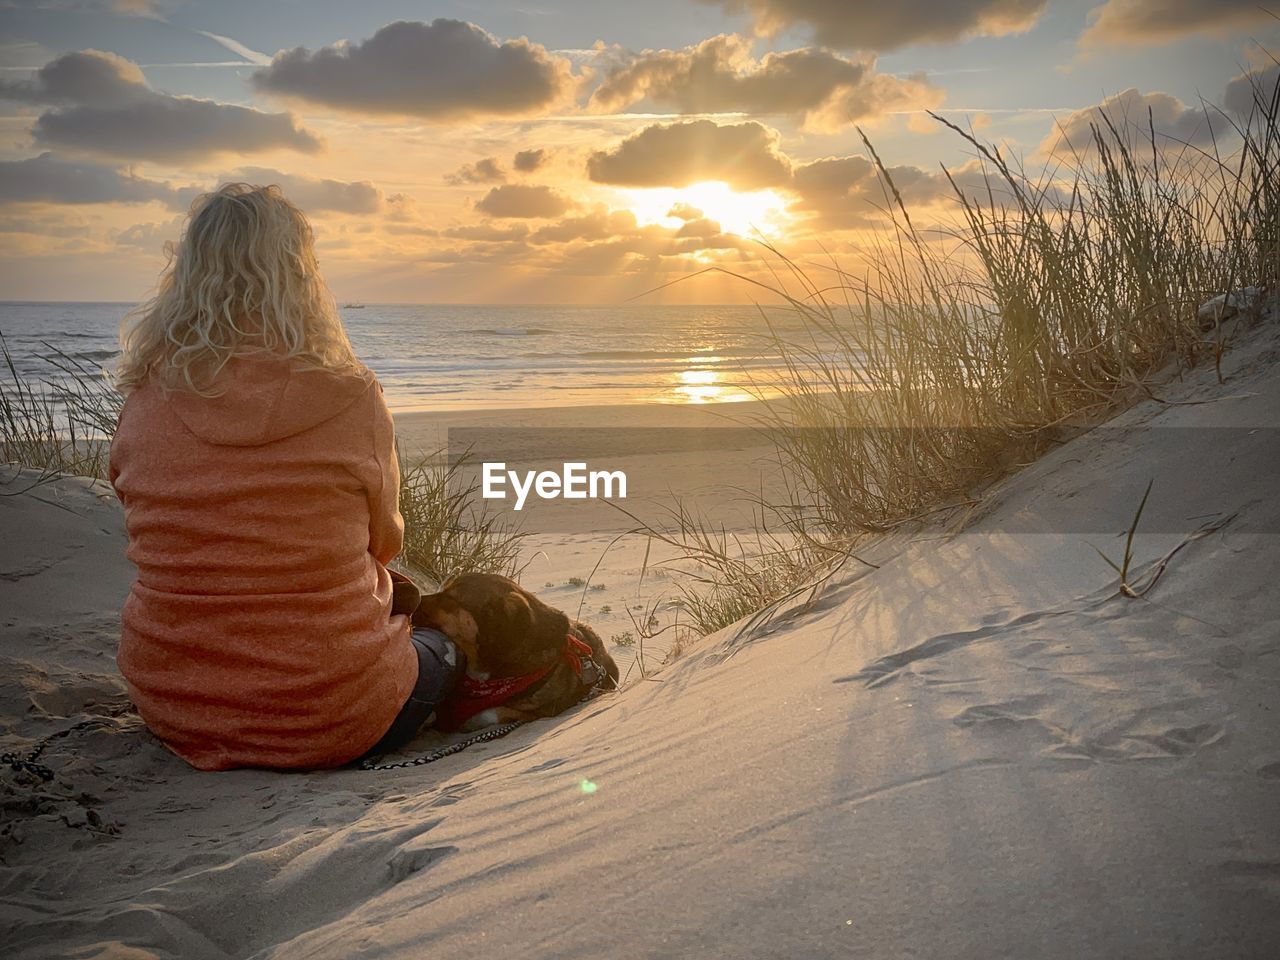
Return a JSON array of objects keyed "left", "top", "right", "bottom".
[
  {"left": 4, "top": 2, "right": 1280, "bottom": 955},
  {"left": 3, "top": 310, "right": 1278, "bottom": 959},
  {"left": 394, "top": 397, "right": 789, "bottom": 672}
]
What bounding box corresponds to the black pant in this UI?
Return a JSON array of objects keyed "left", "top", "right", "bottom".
[{"left": 358, "top": 628, "right": 465, "bottom": 760}]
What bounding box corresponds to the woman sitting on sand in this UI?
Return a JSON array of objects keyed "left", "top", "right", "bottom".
[{"left": 109, "top": 182, "right": 463, "bottom": 771}]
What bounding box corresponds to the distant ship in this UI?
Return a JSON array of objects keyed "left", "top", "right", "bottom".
[{"left": 342, "top": 302, "right": 366, "bottom": 309}]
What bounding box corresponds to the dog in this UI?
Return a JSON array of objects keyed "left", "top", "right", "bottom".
[{"left": 412, "top": 573, "right": 619, "bottom": 731}]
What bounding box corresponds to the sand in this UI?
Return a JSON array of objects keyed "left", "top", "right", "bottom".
[
  {"left": 395, "top": 396, "right": 788, "bottom": 672},
  {"left": 2, "top": 315, "right": 1280, "bottom": 958}
]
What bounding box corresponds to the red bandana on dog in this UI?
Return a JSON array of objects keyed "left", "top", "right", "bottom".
[{"left": 434, "top": 634, "right": 596, "bottom": 732}]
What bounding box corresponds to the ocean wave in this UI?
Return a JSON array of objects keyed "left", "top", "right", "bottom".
[
  {"left": 576, "top": 347, "right": 772, "bottom": 361},
  {"left": 468, "top": 327, "right": 556, "bottom": 337},
  {"left": 68, "top": 349, "right": 119, "bottom": 361}
]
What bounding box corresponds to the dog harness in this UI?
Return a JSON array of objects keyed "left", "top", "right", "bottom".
[{"left": 433, "top": 633, "right": 604, "bottom": 732}]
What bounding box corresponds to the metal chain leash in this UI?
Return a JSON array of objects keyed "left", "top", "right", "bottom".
[
  {"left": 2, "top": 710, "right": 131, "bottom": 783},
  {"left": 359, "top": 651, "right": 615, "bottom": 772},
  {"left": 358, "top": 720, "right": 525, "bottom": 771}
]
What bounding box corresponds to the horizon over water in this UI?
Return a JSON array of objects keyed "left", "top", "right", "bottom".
[{"left": 0, "top": 301, "right": 839, "bottom": 412}]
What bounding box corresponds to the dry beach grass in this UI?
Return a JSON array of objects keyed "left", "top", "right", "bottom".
[{"left": 623, "top": 68, "right": 1280, "bottom": 639}]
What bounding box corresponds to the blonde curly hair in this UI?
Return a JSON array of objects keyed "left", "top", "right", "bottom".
[{"left": 117, "top": 182, "right": 358, "bottom": 395}]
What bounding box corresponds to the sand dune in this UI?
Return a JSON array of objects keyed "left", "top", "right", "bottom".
[{"left": 2, "top": 318, "right": 1279, "bottom": 958}]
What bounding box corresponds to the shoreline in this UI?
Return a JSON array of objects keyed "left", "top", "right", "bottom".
[{"left": 392, "top": 394, "right": 773, "bottom": 435}]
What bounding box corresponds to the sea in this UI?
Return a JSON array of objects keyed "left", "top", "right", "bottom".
[{"left": 0, "top": 301, "right": 831, "bottom": 412}]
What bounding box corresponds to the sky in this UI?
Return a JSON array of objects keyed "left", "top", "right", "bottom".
[{"left": 0, "top": 0, "right": 1276, "bottom": 304}]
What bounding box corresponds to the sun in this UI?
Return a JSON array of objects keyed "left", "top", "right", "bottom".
[{"left": 618, "top": 180, "right": 792, "bottom": 237}]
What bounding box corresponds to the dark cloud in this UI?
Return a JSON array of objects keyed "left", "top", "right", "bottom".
[
  {"left": 1081, "top": 0, "right": 1274, "bottom": 46},
  {"left": 789, "top": 153, "right": 955, "bottom": 227},
  {"left": 33, "top": 98, "right": 322, "bottom": 162},
  {"left": 252, "top": 19, "right": 577, "bottom": 121},
  {"left": 0, "top": 50, "right": 322, "bottom": 162},
  {"left": 589, "top": 34, "right": 942, "bottom": 131},
  {"left": 0, "top": 48, "right": 146, "bottom": 105},
  {"left": 0, "top": 152, "right": 184, "bottom": 206},
  {"left": 697, "top": 0, "right": 1046, "bottom": 50},
  {"left": 1039, "top": 88, "right": 1223, "bottom": 156},
  {"left": 587, "top": 119, "right": 791, "bottom": 189},
  {"left": 513, "top": 148, "right": 547, "bottom": 172},
  {"left": 1224, "top": 64, "right": 1280, "bottom": 117},
  {"left": 475, "top": 183, "right": 573, "bottom": 218},
  {"left": 790, "top": 154, "right": 875, "bottom": 203},
  {"left": 446, "top": 157, "right": 507, "bottom": 185},
  {"left": 230, "top": 167, "right": 382, "bottom": 214}
]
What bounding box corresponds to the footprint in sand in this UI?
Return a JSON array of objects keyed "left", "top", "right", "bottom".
[
  {"left": 430, "top": 780, "right": 476, "bottom": 806},
  {"left": 952, "top": 696, "right": 1050, "bottom": 728},
  {"left": 951, "top": 697, "right": 1068, "bottom": 754},
  {"left": 388, "top": 844, "right": 457, "bottom": 883},
  {"left": 525, "top": 757, "right": 567, "bottom": 772},
  {"left": 1048, "top": 722, "right": 1226, "bottom": 762}
]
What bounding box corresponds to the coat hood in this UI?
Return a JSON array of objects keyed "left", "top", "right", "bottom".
[{"left": 168, "top": 355, "right": 376, "bottom": 447}]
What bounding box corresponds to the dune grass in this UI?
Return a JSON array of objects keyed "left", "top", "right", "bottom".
[
  {"left": 1, "top": 338, "right": 122, "bottom": 483},
  {"left": 640, "top": 68, "right": 1279, "bottom": 640},
  {"left": 395, "top": 446, "right": 526, "bottom": 586}
]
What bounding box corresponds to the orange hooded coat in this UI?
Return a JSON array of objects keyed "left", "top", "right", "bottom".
[{"left": 109, "top": 355, "right": 417, "bottom": 770}]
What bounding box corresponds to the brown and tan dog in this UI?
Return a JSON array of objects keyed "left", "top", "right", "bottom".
[{"left": 413, "top": 573, "right": 619, "bottom": 730}]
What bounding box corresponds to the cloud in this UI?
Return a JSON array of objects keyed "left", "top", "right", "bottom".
[
  {"left": 675, "top": 217, "right": 722, "bottom": 238},
  {"left": 21, "top": 0, "right": 164, "bottom": 15},
  {"left": 790, "top": 154, "right": 877, "bottom": 203},
  {"left": 195, "top": 30, "right": 272, "bottom": 66},
  {"left": 111, "top": 0, "right": 159, "bottom": 13},
  {"left": 668, "top": 201, "right": 704, "bottom": 220},
  {"left": 529, "top": 207, "right": 639, "bottom": 244},
  {"left": 589, "top": 34, "right": 942, "bottom": 131},
  {"left": 547, "top": 222, "right": 748, "bottom": 276},
  {"left": 446, "top": 157, "right": 507, "bottom": 185},
  {"left": 513, "top": 148, "right": 547, "bottom": 172},
  {"left": 475, "top": 183, "right": 573, "bottom": 218},
  {"left": 697, "top": 0, "right": 1047, "bottom": 50},
  {"left": 228, "top": 167, "right": 381, "bottom": 214},
  {"left": 0, "top": 50, "right": 322, "bottom": 162},
  {"left": 1038, "top": 88, "right": 1222, "bottom": 156},
  {"left": 0, "top": 48, "right": 146, "bottom": 105},
  {"left": 788, "top": 153, "right": 958, "bottom": 227},
  {"left": 442, "top": 223, "right": 530, "bottom": 241},
  {"left": 385, "top": 193, "right": 420, "bottom": 223},
  {"left": 1080, "top": 0, "right": 1275, "bottom": 47},
  {"left": 33, "top": 99, "right": 323, "bottom": 163},
  {"left": 114, "top": 214, "right": 184, "bottom": 251},
  {"left": 0, "top": 152, "right": 185, "bottom": 207},
  {"left": 587, "top": 119, "right": 791, "bottom": 189},
  {"left": 252, "top": 19, "right": 578, "bottom": 121},
  {"left": 1224, "top": 64, "right": 1280, "bottom": 117},
  {"left": 436, "top": 203, "right": 745, "bottom": 281}
]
